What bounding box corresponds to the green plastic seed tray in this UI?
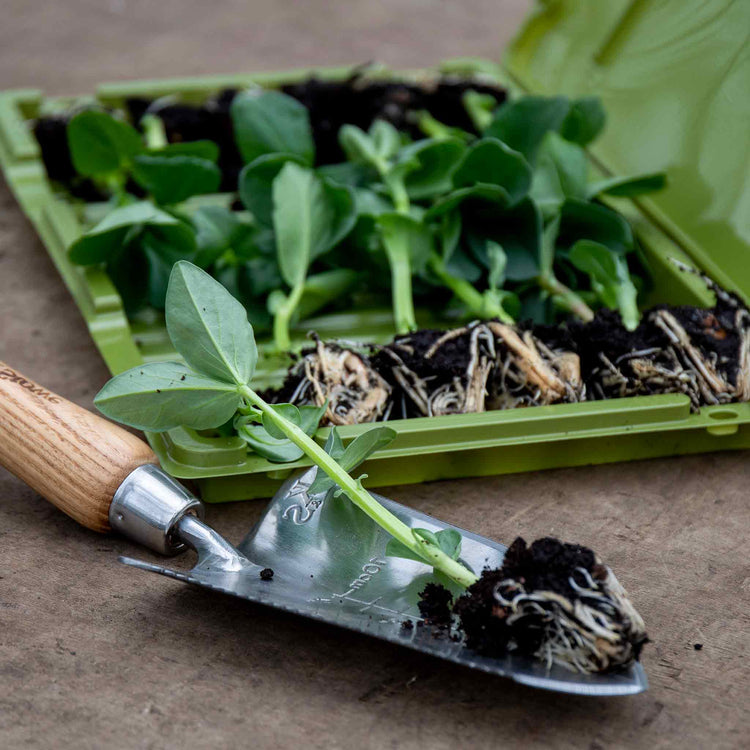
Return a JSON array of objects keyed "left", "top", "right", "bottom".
[{"left": 1, "top": 0, "right": 748, "bottom": 501}]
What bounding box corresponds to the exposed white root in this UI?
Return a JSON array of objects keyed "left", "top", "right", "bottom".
[
  {"left": 290, "top": 340, "right": 391, "bottom": 425},
  {"left": 735, "top": 311, "right": 750, "bottom": 401},
  {"left": 492, "top": 563, "right": 647, "bottom": 674}
]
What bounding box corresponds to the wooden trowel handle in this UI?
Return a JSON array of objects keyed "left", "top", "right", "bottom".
[{"left": 0, "top": 362, "right": 157, "bottom": 533}]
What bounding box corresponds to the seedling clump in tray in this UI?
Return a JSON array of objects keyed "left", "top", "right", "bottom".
[
  {"left": 270, "top": 273, "right": 750, "bottom": 422},
  {"left": 35, "top": 68, "right": 668, "bottom": 354}
]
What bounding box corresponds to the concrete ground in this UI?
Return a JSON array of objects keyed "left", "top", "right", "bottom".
[{"left": 0, "top": 2, "right": 748, "bottom": 748}]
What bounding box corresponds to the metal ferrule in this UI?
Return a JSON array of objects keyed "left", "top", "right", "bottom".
[{"left": 110, "top": 464, "right": 204, "bottom": 555}]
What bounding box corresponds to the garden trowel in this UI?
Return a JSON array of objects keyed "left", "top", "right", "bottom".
[{"left": 0, "top": 361, "right": 647, "bottom": 696}]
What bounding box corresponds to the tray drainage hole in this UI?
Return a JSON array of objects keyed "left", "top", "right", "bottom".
[{"left": 707, "top": 409, "right": 738, "bottom": 420}]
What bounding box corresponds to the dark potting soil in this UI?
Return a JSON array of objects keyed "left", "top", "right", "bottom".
[
  {"left": 272, "top": 292, "right": 749, "bottom": 419},
  {"left": 417, "top": 582, "right": 454, "bottom": 629},
  {"left": 570, "top": 296, "right": 748, "bottom": 393},
  {"left": 33, "top": 74, "right": 506, "bottom": 197},
  {"left": 454, "top": 537, "right": 603, "bottom": 658},
  {"left": 32, "top": 116, "right": 107, "bottom": 201},
  {"left": 418, "top": 537, "right": 608, "bottom": 660},
  {"left": 280, "top": 74, "right": 507, "bottom": 165}
]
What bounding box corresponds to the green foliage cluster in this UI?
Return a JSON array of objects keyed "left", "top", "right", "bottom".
[{"left": 67, "top": 85, "right": 665, "bottom": 345}]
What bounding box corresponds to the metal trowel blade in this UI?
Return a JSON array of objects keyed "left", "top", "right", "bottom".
[{"left": 120, "top": 469, "right": 647, "bottom": 696}]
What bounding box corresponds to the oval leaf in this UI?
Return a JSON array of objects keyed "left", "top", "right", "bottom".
[
  {"left": 337, "top": 426, "right": 397, "bottom": 472},
  {"left": 149, "top": 140, "right": 220, "bottom": 162},
  {"left": 94, "top": 362, "right": 240, "bottom": 431},
  {"left": 262, "top": 403, "right": 301, "bottom": 440},
  {"left": 238, "top": 152, "right": 306, "bottom": 226},
  {"left": 131, "top": 154, "right": 221, "bottom": 204},
  {"left": 586, "top": 172, "right": 667, "bottom": 200},
  {"left": 559, "top": 199, "right": 633, "bottom": 254},
  {"left": 67, "top": 110, "right": 142, "bottom": 177},
  {"left": 166, "top": 261, "right": 257, "bottom": 385},
  {"left": 452, "top": 138, "right": 532, "bottom": 204},
  {"left": 191, "top": 206, "right": 243, "bottom": 267},
  {"left": 424, "top": 184, "right": 511, "bottom": 221},
  {"left": 235, "top": 421, "right": 304, "bottom": 463},
  {"left": 485, "top": 96, "right": 570, "bottom": 162},
  {"left": 69, "top": 202, "right": 194, "bottom": 265},
  {"left": 560, "top": 97, "right": 606, "bottom": 146},
  {"left": 231, "top": 90, "right": 314, "bottom": 165},
  {"left": 399, "top": 138, "right": 467, "bottom": 200},
  {"left": 272, "top": 163, "right": 356, "bottom": 288},
  {"left": 339, "top": 125, "right": 379, "bottom": 167}
]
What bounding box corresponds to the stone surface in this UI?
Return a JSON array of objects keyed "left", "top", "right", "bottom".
[{"left": 0, "top": 2, "right": 748, "bottom": 748}]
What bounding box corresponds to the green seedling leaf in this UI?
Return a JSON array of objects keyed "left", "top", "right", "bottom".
[
  {"left": 337, "top": 426, "right": 397, "bottom": 472},
  {"left": 452, "top": 138, "right": 532, "bottom": 205},
  {"left": 166, "top": 261, "right": 257, "bottom": 385},
  {"left": 415, "top": 110, "right": 473, "bottom": 142},
  {"left": 340, "top": 119, "right": 403, "bottom": 167},
  {"left": 261, "top": 403, "right": 302, "bottom": 439},
  {"left": 234, "top": 419, "right": 305, "bottom": 463},
  {"left": 529, "top": 152, "right": 565, "bottom": 219},
  {"left": 69, "top": 201, "right": 195, "bottom": 265},
  {"left": 339, "top": 124, "right": 380, "bottom": 167},
  {"left": 298, "top": 402, "right": 328, "bottom": 435},
  {"left": 370, "top": 120, "right": 402, "bottom": 160},
  {"left": 323, "top": 427, "right": 346, "bottom": 461},
  {"left": 462, "top": 90, "right": 498, "bottom": 132},
  {"left": 467, "top": 197, "right": 542, "bottom": 282},
  {"left": 296, "top": 269, "right": 359, "bottom": 321},
  {"left": 569, "top": 240, "right": 640, "bottom": 330},
  {"left": 386, "top": 527, "right": 463, "bottom": 565},
  {"left": 436, "top": 529, "right": 462, "bottom": 560},
  {"left": 131, "top": 154, "right": 221, "bottom": 205},
  {"left": 413, "top": 528, "right": 439, "bottom": 546},
  {"left": 384, "top": 538, "right": 425, "bottom": 564},
  {"left": 535, "top": 131, "right": 588, "bottom": 203},
  {"left": 308, "top": 425, "right": 397, "bottom": 496},
  {"left": 67, "top": 110, "right": 142, "bottom": 177},
  {"left": 238, "top": 152, "right": 306, "bottom": 226},
  {"left": 397, "top": 138, "right": 467, "bottom": 199},
  {"left": 231, "top": 89, "right": 314, "bottom": 165},
  {"left": 485, "top": 95, "right": 570, "bottom": 162},
  {"left": 94, "top": 361, "right": 241, "bottom": 432},
  {"left": 191, "top": 206, "right": 243, "bottom": 268},
  {"left": 273, "top": 163, "right": 356, "bottom": 288},
  {"left": 586, "top": 172, "right": 667, "bottom": 200},
  {"left": 148, "top": 140, "right": 220, "bottom": 162},
  {"left": 445, "top": 246, "right": 483, "bottom": 283},
  {"left": 353, "top": 188, "right": 393, "bottom": 217},
  {"left": 560, "top": 97, "right": 606, "bottom": 146},
  {"left": 141, "top": 230, "right": 198, "bottom": 308},
  {"left": 424, "top": 184, "right": 511, "bottom": 221},
  {"left": 558, "top": 198, "right": 633, "bottom": 254},
  {"left": 244, "top": 401, "right": 327, "bottom": 463},
  {"left": 318, "top": 161, "right": 378, "bottom": 189}
]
